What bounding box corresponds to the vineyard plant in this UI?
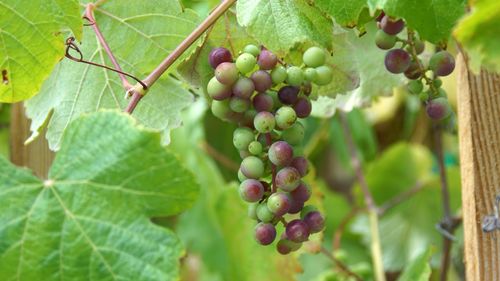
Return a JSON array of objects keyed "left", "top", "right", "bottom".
[{"left": 0, "top": 0, "right": 499, "bottom": 280}]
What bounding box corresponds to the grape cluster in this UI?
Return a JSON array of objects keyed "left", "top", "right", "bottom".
[
  {"left": 207, "top": 45, "right": 332, "bottom": 254},
  {"left": 374, "top": 12, "right": 455, "bottom": 121}
]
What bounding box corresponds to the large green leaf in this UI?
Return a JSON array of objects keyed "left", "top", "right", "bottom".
[
  {"left": 0, "top": 0, "right": 82, "bottom": 102},
  {"left": 25, "top": 1, "right": 201, "bottom": 150},
  {"left": 314, "top": 0, "right": 367, "bottom": 27},
  {"left": 236, "top": 0, "right": 333, "bottom": 55},
  {"left": 397, "top": 247, "right": 433, "bottom": 281},
  {"left": 0, "top": 111, "right": 199, "bottom": 280},
  {"left": 454, "top": 0, "right": 500, "bottom": 72}
]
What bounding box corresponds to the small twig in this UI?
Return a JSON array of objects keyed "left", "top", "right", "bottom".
[
  {"left": 378, "top": 181, "right": 424, "bottom": 215},
  {"left": 199, "top": 141, "right": 239, "bottom": 172},
  {"left": 320, "top": 246, "right": 364, "bottom": 281},
  {"left": 333, "top": 207, "right": 361, "bottom": 251}
]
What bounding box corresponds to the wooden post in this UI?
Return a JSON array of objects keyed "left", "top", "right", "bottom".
[
  {"left": 9, "top": 103, "right": 54, "bottom": 179},
  {"left": 457, "top": 53, "right": 500, "bottom": 280}
]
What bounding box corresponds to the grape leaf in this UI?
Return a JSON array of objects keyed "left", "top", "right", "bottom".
[
  {"left": 25, "top": 0, "right": 201, "bottom": 150},
  {"left": 236, "top": 0, "right": 333, "bottom": 55},
  {"left": 367, "top": 0, "right": 466, "bottom": 44},
  {"left": 454, "top": 0, "right": 500, "bottom": 73},
  {"left": 397, "top": 247, "right": 433, "bottom": 281},
  {"left": 0, "top": 0, "right": 82, "bottom": 102},
  {"left": 314, "top": 0, "right": 367, "bottom": 27},
  {"left": 0, "top": 111, "right": 199, "bottom": 281}
]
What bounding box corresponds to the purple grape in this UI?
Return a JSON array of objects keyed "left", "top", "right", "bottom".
[
  {"left": 258, "top": 49, "right": 278, "bottom": 70},
  {"left": 268, "top": 141, "right": 294, "bottom": 166},
  {"left": 251, "top": 70, "right": 272, "bottom": 93},
  {"left": 293, "top": 97, "right": 312, "bottom": 118},
  {"left": 232, "top": 77, "right": 255, "bottom": 99},
  {"left": 285, "top": 219, "right": 310, "bottom": 243},
  {"left": 380, "top": 16, "right": 405, "bottom": 35},
  {"left": 276, "top": 238, "right": 301, "bottom": 255},
  {"left": 404, "top": 60, "right": 422, "bottom": 80},
  {"left": 239, "top": 179, "right": 264, "bottom": 202},
  {"left": 291, "top": 157, "right": 308, "bottom": 176},
  {"left": 278, "top": 86, "right": 299, "bottom": 105},
  {"left": 209, "top": 47, "right": 233, "bottom": 69},
  {"left": 303, "top": 211, "right": 325, "bottom": 233},
  {"left": 429, "top": 51, "right": 455, "bottom": 76},
  {"left": 267, "top": 192, "right": 292, "bottom": 216},
  {"left": 215, "top": 62, "right": 239, "bottom": 85},
  {"left": 275, "top": 167, "right": 301, "bottom": 192},
  {"left": 384, "top": 49, "right": 411, "bottom": 74},
  {"left": 426, "top": 97, "right": 451, "bottom": 120},
  {"left": 207, "top": 77, "right": 232, "bottom": 100},
  {"left": 255, "top": 223, "right": 277, "bottom": 245},
  {"left": 288, "top": 199, "right": 304, "bottom": 214},
  {"left": 376, "top": 11, "right": 385, "bottom": 22},
  {"left": 253, "top": 93, "right": 274, "bottom": 112},
  {"left": 300, "top": 205, "right": 318, "bottom": 219},
  {"left": 290, "top": 181, "right": 311, "bottom": 203}
]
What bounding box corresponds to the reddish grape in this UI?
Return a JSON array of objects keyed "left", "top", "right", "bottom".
[
  {"left": 278, "top": 86, "right": 300, "bottom": 105},
  {"left": 404, "top": 60, "right": 422, "bottom": 80},
  {"left": 239, "top": 179, "right": 264, "bottom": 202},
  {"left": 288, "top": 199, "right": 304, "bottom": 214},
  {"left": 384, "top": 49, "right": 411, "bottom": 74},
  {"left": 258, "top": 49, "right": 278, "bottom": 70},
  {"left": 293, "top": 97, "right": 312, "bottom": 118},
  {"left": 209, "top": 47, "right": 233, "bottom": 69},
  {"left": 232, "top": 77, "right": 255, "bottom": 99},
  {"left": 429, "top": 51, "right": 455, "bottom": 76},
  {"left": 291, "top": 157, "right": 308, "bottom": 176},
  {"left": 426, "top": 97, "right": 451, "bottom": 120},
  {"left": 285, "top": 219, "right": 310, "bottom": 243},
  {"left": 268, "top": 141, "right": 294, "bottom": 166},
  {"left": 255, "top": 223, "right": 277, "bottom": 245},
  {"left": 251, "top": 70, "right": 273, "bottom": 92},
  {"left": 380, "top": 16, "right": 405, "bottom": 35},
  {"left": 303, "top": 211, "right": 325, "bottom": 233},
  {"left": 253, "top": 93, "right": 274, "bottom": 112},
  {"left": 275, "top": 167, "right": 301, "bottom": 192},
  {"left": 290, "top": 182, "right": 312, "bottom": 203},
  {"left": 215, "top": 62, "right": 239, "bottom": 85}
]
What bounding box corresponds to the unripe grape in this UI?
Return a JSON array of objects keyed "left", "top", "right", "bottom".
[
  {"left": 414, "top": 39, "right": 425, "bottom": 54},
  {"left": 380, "top": 16, "right": 405, "bottom": 35},
  {"left": 384, "top": 49, "right": 411, "bottom": 74},
  {"left": 244, "top": 44, "right": 260, "bottom": 57},
  {"left": 429, "top": 51, "right": 455, "bottom": 76},
  {"left": 236, "top": 53, "right": 257, "bottom": 74},
  {"left": 314, "top": 65, "right": 333, "bottom": 85},
  {"left": 304, "top": 68, "right": 318, "bottom": 82},
  {"left": 215, "top": 62, "right": 239, "bottom": 85},
  {"left": 407, "top": 80, "right": 423, "bottom": 94},
  {"left": 404, "top": 60, "right": 422, "bottom": 80},
  {"left": 255, "top": 223, "right": 277, "bottom": 245},
  {"left": 303, "top": 46, "right": 326, "bottom": 67},
  {"left": 209, "top": 47, "right": 233, "bottom": 69},
  {"left": 303, "top": 211, "right": 325, "bottom": 233},
  {"left": 426, "top": 97, "right": 451, "bottom": 120},
  {"left": 286, "top": 66, "right": 304, "bottom": 86},
  {"left": 240, "top": 109, "right": 257, "bottom": 129},
  {"left": 285, "top": 219, "right": 310, "bottom": 242},
  {"left": 207, "top": 77, "right": 232, "bottom": 100},
  {"left": 232, "top": 77, "right": 255, "bottom": 99},
  {"left": 239, "top": 150, "right": 251, "bottom": 159},
  {"left": 251, "top": 70, "right": 272, "bottom": 92},
  {"left": 233, "top": 127, "right": 254, "bottom": 150},
  {"left": 271, "top": 66, "right": 287, "bottom": 84},
  {"left": 258, "top": 49, "right": 278, "bottom": 70},
  {"left": 239, "top": 179, "right": 264, "bottom": 202},
  {"left": 277, "top": 238, "right": 301, "bottom": 255},
  {"left": 257, "top": 203, "right": 275, "bottom": 222},
  {"left": 293, "top": 97, "right": 312, "bottom": 118},
  {"left": 253, "top": 93, "right": 274, "bottom": 112},
  {"left": 281, "top": 123, "right": 305, "bottom": 145},
  {"left": 248, "top": 203, "right": 258, "bottom": 220},
  {"left": 229, "top": 96, "right": 250, "bottom": 113},
  {"left": 211, "top": 100, "right": 231, "bottom": 120},
  {"left": 291, "top": 157, "right": 308, "bottom": 176},
  {"left": 291, "top": 181, "right": 312, "bottom": 203},
  {"left": 375, "top": 30, "right": 396, "bottom": 50},
  {"left": 240, "top": 156, "right": 265, "bottom": 179},
  {"left": 248, "top": 141, "right": 263, "bottom": 155},
  {"left": 254, "top": 111, "right": 276, "bottom": 133},
  {"left": 276, "top": 167, "right": 301, "bottom": 191},
  {"left": 238, "top": 168, "right": 247, "bottom": 182},
  {"left": 267, "top": 192, "right": 292, "bottom": 216},
  {"left": 275, "top": 106, "right": 297, "bottom": 130},
  {"left": 278, "top": 86, "right": 300, "bottom": 105},
  {"left": 433, "top": 78, "right": 443, "bottom": 88},
  {"left": 419, "top": 91, "right": 430, "bottom": 102},
  {"left": 268, "top": 141, "right": 294, "bottom": 166}
]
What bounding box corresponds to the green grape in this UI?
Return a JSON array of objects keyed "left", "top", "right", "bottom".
[
  {"left": 230, "top": 96, "right": 250, "bottom": 113},
  {"left": 211, "top": 100, "right": 231, "bottom": 120},
  {"left": 244, "top": 44, "right": 260, "bottom": 57},
  {"left": 303, "top": 46, "right": 326, "bottom": 67},
  {"left": 314, "top": 66, "right": 333, "bottom": 85},
  {"left": 286, "top": 66, "right": 304, "bottom": 86},
  {"left": 433, "top": 78, "right": 443, "bottom": 88},
  {"left": 248, "top": 203, "right": 259, "bottom": 220},
  {"left": 275, "top": 106, "right": 297, "bottom": 130},
  {"left": 281, "top": 123, "right": 305, "bottom": 145},
  {"left": 436, "top": 88, "right": 447, "bottom": 98},
  {"left": 233, "top": 127, "right": 255, "bottom": 150},
  {"left": 257, "top": 203, "right": 275, "bottom": 222},
  {"left": 271, "top": 66, "right": 287, "bottom": 84},
  {"left": 236, "top": 53, "right": 257, "bottom": 74},
  {"left": 375, "top": 30, "right": 396, "bottom": 50},
  {"left": 254, "top": 111, "right": 276, "bottom": 133},
  {"left": 248, "top": 141, "right": 263, "bottom": 155},
  {"left": 207, "top": 77, "right": 232, "bottom": 100},
  {"left": 238, "top": 168, "right": 248, "bottom": 182},
  {"left": 419, "top": 92, "right": 429, "bottom": 102},
  {"left": 304, "top": 68, "right": 318, "bottom": 82},
  {"left": 407, "top": 80, "right": 423, "bottom": 94},
  {"left": 240, "top": 156, "right": 264, "bottom": 179}
]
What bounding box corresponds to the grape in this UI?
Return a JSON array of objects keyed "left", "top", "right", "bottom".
[
  {"left": 293, "top": 97, "right": 312, "bottom": 118},
  {"left": 300, "top": 205, "right": 318, "bottom": 219},
  {"left": 271, "top": 66, "right": 287, "bottom": 84},
  {"left": 304, "top": 68, "right": 318, "bottom": 82},
  {"left": 278, "top": 86, "right": 300, "bottom": 105},
  {"left": 211, "top": 100, "right": 231, "bottom": 120},
  {"left": 407, "top": 80, "right": 423, "bottom": 95},
  {"left": 255, "top": 223, "right": 277, "bottom": 245},
  {"left": 248, "top": 141, "right": 263, "bottom": 155},
  {"left": 209, "top": 47, "right": 233, "bottom": 69},
  {"left": 257, "top": 203, "right": 275, "bottom": 222},
  {"left": 303, "top": 211, "right": 325, "bottom": 233},
  {"left": 215, "top": 62, "right": 239, "bottom": 85},
  {"left": 281, "top": 123, "right": 305, "bottom": 145},
  {"left": 236, "top": 53, "right": 257, "bottom": 74},
  {"left": 436, "top": 88, "right": 447, "bottom": 98},
  {"left": 433, "top": 78, "right": 443, "bottom": 88},
  {"left": 285, "top": 219, "right": 310, "bottom": 243},
  {"left": 233, "top": 127, "right": 254, "bottom": 150},
  {"left": 239, "top": 179, "right": 264, "bottom": 202},
  {"left": 291, "top": 157, "right": 308, "bottom": 176},
  {"left": 419, "top": 91, "right": 430, "bottom": 102},
  {"left": 207, "top": 77, "right": 232, "bottom": 100},
  {"left": 268, "top": 141, "right": 294, "bottom": 166},
  {"left": 429, "top": 51, "right": 455, "bottom": 76},
  {"left": 276, "top": 167, "right": 301, "bottom": 191},
  {"left": 384, "top": 49, "right": 411, "bottom": 74},
  {"left": 254, "top": 111, "right": 276, "bottom": 133},
  {"left": 251, "top": 70, "right": 273, "bottom": 92},
  {"left": 240, "top": 109, "right": 256, "bottom": 129},
  {"left": 232, "top": 77, "right": 255, "bottom": 99},
  {"left": 426, "top": 97, "right": 451, "bottom": 120},
  {"left": 248, "top": 203, "right": 258, "bottom": 220},
  {"left": 267, "top": 192, "right": 292, "bottom": 216},
  {"left": 238, "top": 168, "right": 247, "bottom": 182},
  {"left": 290, "top": 181, "right": 311, "bottom": 203},
  {"left": 277, "top": 238, "right": 301, "bottom": 255},
  {"left": 230, "top": 96, "right": 250, "bottom": 113},
  {"left": 375, "top": 29, "right": 396, "bottom": 50},
  {"left": 288, "top": 199, "right": 304, "bottom": 214},
  {"left": 414, "top": 39, "right": 425, "bottom": 54},
  {"left": 240, "top": 156, "right": 265, "bottom": 179},
  {"left": 286, "top": 66, "right": 304, "bottom": 86},
  {"left": 275, "top": 106, "right": 297, "bottom": 130},
  {"left": 244, "top": 44, "right": 260, "bottom": 57},
  {"left": 303, "top": 46, "right": 326, "bottom": 67},
  {"left": 253, "top": 93, "right": 274, "bottom": 112},
  {"left": 404, "top": 60, "right": 422, "bottom": 80},
  {"left": 239, "top": 150, "right": 251, "bottom": 159},
  {"left": 258, "top": 49, "right": 278, "bottom": 70},
  {"left": 380, "top": 16, "right": 405, "bottom": 35},
  {"left": 314, "top": 65, "right": 333, "bottom": 85}
]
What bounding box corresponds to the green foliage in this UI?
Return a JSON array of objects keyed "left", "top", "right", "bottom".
[
  {"left": 0, "top": 111, "right": 199, "bottom": 280},
  {"left": 397, "top": 247, "right": 433, "bottom": 281},
  {"left": 0, "top": 0, "right": 82, "bottom": 102},
  {"left": 315, "top": 0, "right": 368, "bottom": 27}
]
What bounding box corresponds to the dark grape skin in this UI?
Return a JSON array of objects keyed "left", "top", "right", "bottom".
[
  {"left": 258, "top": 49, "right": 278, "bottom": 70},
  {"left": 278, "top": 86, "right": 300, "bottom": 105},
  {"left": 285, "top": 219, "right": 310, "bottom": 243},
  {"left": 233, "top": 77, "right": 255, "bottom": 99},
  {"left": 288, "top": 199, "right": 304, "bottom": 214},
  {"left": 268, "top": 141, "right": 294, "bottom": 166},
  {"left": 293, "top": 97, "right": 312, "bottom": 118},
  {"left": 239, "top": 179, "right": 264, "bottom": 202},
  {"left": 290, "top": 182, "right": 312, "bottom": 203},
  {"left": 375, "top": 11, "right": 385, "bottom": 22},
  {"left": 303, "top": 211, "right": 325, "bottom": 233},
  {"left": 275, "top": 167, "right": 301, "bottom": 192},
  {"left": 380, "top": 16, "right": 405, "bottom": 35},
  {"left": 384, "top": 49, "right": 411, "bottom": 74},
  {"left": 209, "top": 47, "right": 233, "bottom": 69},
  {"left": 429, "top": 51, "right": 456, "bottom": 77},
  {"left": 404, "top": 60, "right": 422, "bottom": 80},
  {"left": 291, "top": 157, "right": 308, "bottom": 176},
  {"left": 251, "top": 70, "right": 273, "bottom": 93},
  {"left": 253, "top": 93, "right": 274, "bottom": 112},
  {"left": 255, "top": 223, "right": 277, "bottom": 245},
  {"left": 426, "top": 97, "right": 451, "bottom": 120}
]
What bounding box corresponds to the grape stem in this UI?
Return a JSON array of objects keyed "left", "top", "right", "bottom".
[
  {"left": 265, "top": 133, "right": 277, "bottom": 192},
  {"left": 124, "top": 0, "right": 237, "bottom": 114},
  {"left": 406, "top": 29, "right": 437, "bottom": 100},
  {"left": 320, "top": 246, "right": 363, "bottom": 281},
  {"left": 339, "top": 111, "right": 386, "bottom": 281}
]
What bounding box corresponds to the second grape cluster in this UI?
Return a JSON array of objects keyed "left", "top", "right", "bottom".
[{"left": 207, "top": 45, "right": 333, "bottom": 254}]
